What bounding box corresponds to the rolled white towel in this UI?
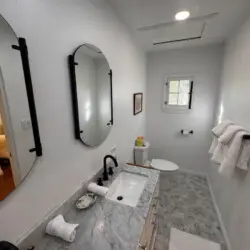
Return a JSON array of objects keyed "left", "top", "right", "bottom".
[
  {"left": 46, "top": 215, "right": 79, "bottom": 242},
  {"left": 88, "top": 183, "right": 108, "bottom": 196}
]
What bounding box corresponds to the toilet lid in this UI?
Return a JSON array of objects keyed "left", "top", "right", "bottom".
[{"left": 151, "top": 159, "right": 179, "bottom": 171}]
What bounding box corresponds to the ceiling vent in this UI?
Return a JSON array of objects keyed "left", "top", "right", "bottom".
[
  {"left": 137, "top": 12, "right": 218, "bottom": 32},
  {"left": 153, "top": 22, "right": 206, "bottom": 46}
]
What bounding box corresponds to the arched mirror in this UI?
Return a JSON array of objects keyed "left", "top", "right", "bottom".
[
  {"left": 0, "top": 14, "right": 42, "bottom": 200},
  {"left": 69, "top": 44, "right": 113, "bottom": 147}
]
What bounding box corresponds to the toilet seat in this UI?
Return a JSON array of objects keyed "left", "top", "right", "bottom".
[{"left": 151, "top": 159, "right": 179, "bottom": 171}]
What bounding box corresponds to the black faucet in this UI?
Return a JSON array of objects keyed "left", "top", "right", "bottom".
[{"left": 103, "top": 155, "right": 118, "bottom": 181}]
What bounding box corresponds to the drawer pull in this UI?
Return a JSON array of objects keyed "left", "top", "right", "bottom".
[
  {"left": 138, "top": 243, "right": 147, "bottom": 250},
  {"left": 151, "top": 212, "right": 157, "bottom": 225},
  {"left": 151, "top": 221, "right": 156, "bottom": 225}
]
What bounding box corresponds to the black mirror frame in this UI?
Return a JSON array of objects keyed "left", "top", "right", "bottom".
[
  {"left": 12, "top": 38, "right": 42, "bottom": 156},
  {"left": 68, "top": 45, "right": 114, "bottom": 145}
]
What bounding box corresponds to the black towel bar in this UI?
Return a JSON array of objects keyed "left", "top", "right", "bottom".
[{"left": 243, "top": 135, "right": 250, "bottom": 140}]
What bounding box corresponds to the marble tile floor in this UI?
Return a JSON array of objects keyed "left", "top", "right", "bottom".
[{"left": 154, "top": 171, "right": 226, "bottom": 250}]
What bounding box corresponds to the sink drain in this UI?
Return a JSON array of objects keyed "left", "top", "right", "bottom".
[{"left": 117, "top": 196, "right": 123, "bottom": 201}]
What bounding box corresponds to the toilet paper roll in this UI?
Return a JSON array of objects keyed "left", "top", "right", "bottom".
[
  {"left": 181, "top": 130, "right": 190, "bottom": 135},
  {"left": 88, "top": 182, "right": 108, "bottom": 196},
  {"left": 46, "top": 215, "right": 79, "bottom": 242}
]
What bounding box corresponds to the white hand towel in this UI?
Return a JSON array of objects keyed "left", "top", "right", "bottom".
[
  {"left": 212, "top": 120, "right": 234, "bottom": 136},
  {"left": 46, "top": 215, "right": 79, "bottom": 242},
  {"left": 209, "top": 138, "right": 219, "bottom": 155},
  {"left": 209, "top": 120, "right": 234, "bottom": 155},
  {"left": 211, "top": 142, "right": 228, "bottom": 164},
  {"left": 237, "top": 136, "right": 250, "bottom": 171},
  {"left": 218, "top": 125, "right": 245, "bottom": 144},
  {"left": 88, "top": 183, "right": 108, "bottom": 196},
  {"left": 211, "top": 125, "right": 244, "bottom": 164},
  {"left": 219, "top": 131, "right": 247, "bottom": 177}
]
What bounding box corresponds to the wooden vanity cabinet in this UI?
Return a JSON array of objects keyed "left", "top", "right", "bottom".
[{"left": 138, "top": 180, "right": 159, "bottom": 250}]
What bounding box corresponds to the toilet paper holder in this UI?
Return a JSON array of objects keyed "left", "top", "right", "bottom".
[{"left": 181, "top": 130, "right": 194, "bottom": 135}]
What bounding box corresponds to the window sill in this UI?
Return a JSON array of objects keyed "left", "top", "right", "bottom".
[{"left": 162, "top": 106, "right": 192, "bottom": 114}]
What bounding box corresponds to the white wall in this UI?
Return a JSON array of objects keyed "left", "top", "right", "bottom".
[
  {"left": 0, "top": 0, "right": 146, "bottom": 243},
  {"left": 146, "top": 46, "right": 222, "bottom": 172},
  {"left": 208, "top": 16, "right": 250, "bottom": 250}
]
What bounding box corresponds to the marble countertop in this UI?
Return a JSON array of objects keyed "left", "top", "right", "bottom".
[{"left": 35, "top": 165, "right": 159, "bottom": 250}]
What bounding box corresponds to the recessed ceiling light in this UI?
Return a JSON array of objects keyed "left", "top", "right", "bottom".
[{"left": 175, "top": 11, "right": 190, "bottom": 21}]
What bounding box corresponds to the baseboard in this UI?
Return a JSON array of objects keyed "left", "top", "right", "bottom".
[
  {"left": 206, "top": 176, "right": 232, "bottom": 250},
  {"left": 179, "top": 168, "right": 207, "bottom": 177}
]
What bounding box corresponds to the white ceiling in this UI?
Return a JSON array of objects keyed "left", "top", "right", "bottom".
[{"left": 107, "top": 0, "right": 250, "bottom": 51}]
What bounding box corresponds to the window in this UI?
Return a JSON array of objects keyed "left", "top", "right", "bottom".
[{"left": 164, "top": 78, "right": 193, "bottom": 111}]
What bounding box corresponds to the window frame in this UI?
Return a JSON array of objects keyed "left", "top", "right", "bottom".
[{"left": 163, "top": 76, "right": 194, "bottom": 113}]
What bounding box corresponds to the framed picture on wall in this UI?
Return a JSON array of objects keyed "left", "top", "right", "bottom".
[{"left": 133, "top": 93, "right": 143, "bottom": 115}]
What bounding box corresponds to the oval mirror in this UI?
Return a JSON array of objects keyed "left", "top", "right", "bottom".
[
  {"left": 69, "top": 44, "right": 113, "bottom": 147},
  {"left": 0, "top": 14, "right": 42, "bottom": 200}
]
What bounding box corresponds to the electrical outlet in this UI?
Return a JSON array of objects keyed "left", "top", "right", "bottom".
[
  {"left": 106, "top": 145, "right": 117, "bottom": 166},
  {"left": 21, "top": 118, "right": 32, "bottom": 130},
  {"left": 110, "top": 144, "right": 117, "bottom": 158}
]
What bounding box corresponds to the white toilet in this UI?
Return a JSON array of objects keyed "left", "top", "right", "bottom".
[{"left": 151, "top": 159, "right": 179, "bottom": 171}]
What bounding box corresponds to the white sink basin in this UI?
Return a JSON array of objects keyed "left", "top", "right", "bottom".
[{"left": 106, "top": 171, "right": 148, "bottom": 207}]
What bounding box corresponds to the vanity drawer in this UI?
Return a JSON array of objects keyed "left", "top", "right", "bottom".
[
  {"left": 138, "top": 224, "right": 155, "bottom": 250},
  {"left": 138, "top": 179, "right": 159, "bottom": 250},
  {"left": 138, "top": 207, "right": 157, "bottom": 250},
  {"left": 147, "top": 209, "right": 157, "bottom": 242},
  {"left": 149, "top": 226, "right": 157, "bottom": 250}
]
